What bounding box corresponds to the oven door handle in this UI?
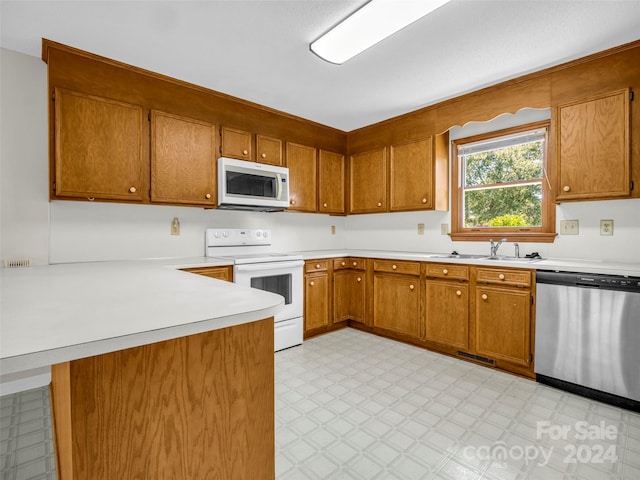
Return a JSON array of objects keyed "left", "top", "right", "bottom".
[{"left": 235, "top": 260, "right": 304, "bottom": 272}]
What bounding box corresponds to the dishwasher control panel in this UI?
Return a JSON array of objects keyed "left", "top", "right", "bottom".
[{"left": 537, "top": 270, "right": 640, "bottom": 292}]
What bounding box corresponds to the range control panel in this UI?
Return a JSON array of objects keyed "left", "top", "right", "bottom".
[{"left": 205, "top": 228, "right": 271, "bottom": 247}]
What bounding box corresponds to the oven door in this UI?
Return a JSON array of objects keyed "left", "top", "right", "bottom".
[{"left": 234, "top": 260, "right": 303, "bottom": 323}]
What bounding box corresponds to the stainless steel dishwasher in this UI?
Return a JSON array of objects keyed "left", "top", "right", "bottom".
[{"left": 535, "top": 270, "right": 640, "bottom": 411}]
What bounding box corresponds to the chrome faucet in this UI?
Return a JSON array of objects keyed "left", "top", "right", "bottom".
[
  {"left": 489, "top": 238, "right": 507, "bottom": 257},
  {"left": 514, "top": 242, "right": 520, "bottom": 258}
]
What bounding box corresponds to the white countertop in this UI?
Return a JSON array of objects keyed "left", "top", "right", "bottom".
[
  {"left": 292, "top": 249, "right": 640, "bottom": 276},
  {"left": 0, "top": 259, "right": 282, "bottom": 375}
]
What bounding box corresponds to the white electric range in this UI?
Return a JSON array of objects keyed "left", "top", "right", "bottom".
[{"left": 205, "top": 228, "right": 303, "bottom": 351}]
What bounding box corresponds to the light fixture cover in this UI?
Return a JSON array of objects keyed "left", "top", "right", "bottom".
[{"left": 310, "top": 0, "right": 451, "bottom": 64}]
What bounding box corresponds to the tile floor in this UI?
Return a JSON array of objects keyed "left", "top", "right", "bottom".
[{"left": 2, "top": 328, "right": 640, "bottom": 479}]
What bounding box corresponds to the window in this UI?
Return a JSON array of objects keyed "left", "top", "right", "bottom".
[{"left": 451, "top": 121, "right": 556, "bottom": 242}]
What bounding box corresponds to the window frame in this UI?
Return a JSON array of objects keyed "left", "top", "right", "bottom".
[{"left": 450, "top": 120, "right": 557, "bottom": 243}]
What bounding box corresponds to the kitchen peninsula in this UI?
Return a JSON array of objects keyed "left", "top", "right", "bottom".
[{"left": 0, "top": 259, "right": 283, "bottom": 479}]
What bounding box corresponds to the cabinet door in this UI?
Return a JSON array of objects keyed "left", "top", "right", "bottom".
[
  {"left": 286, "top": 142, "right": 317, "bottom": 212},
  {"left": 256, "top": 135, "right": 283, "bottom": 166},
  {"left": 151, "top": 111, "right": 216, "bottom": 206},
  {"left": 54, "top": 88, "right": 144, "bottom": 201},
  {"left": 318, "top": 150, "right": 345, "bottom": 214},
  {"left": 349, "top": 147, "right": 387, "bottom": 213},
  {"left": 304, "top": 272, "right": 329, "bottom": 332},
  {"left": 475, "top": 286, "right": 531, "bottom": 366},
  {"left": 555, "top": 89, "right": 630, "bottom": 200},
  {"left": 334, "top": 270, "right": 366, "bottom": 324},
  {"left": 390, "top": 137, "right": 433, "bottom": 211},
  {"left": 425, "top": 281, "right": 469, "bottom": 350},
  {"left": 221, "top": 126, "right": 252, "bottom": 160},
  {"left": 373, "top": 273, "right": 419, "bottom": 337}
]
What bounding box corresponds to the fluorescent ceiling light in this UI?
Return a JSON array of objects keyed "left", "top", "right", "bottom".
[{"left": 310, "top": 0, "right": 452, "bottom": 64}]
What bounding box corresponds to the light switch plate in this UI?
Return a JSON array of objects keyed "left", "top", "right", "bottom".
[
  {"left": 560, "top": 219, "right": 579, "bottom": 235},
  {"left": 331, "top": 225, "right": 336, "bottom": 235},
  {"left": 600, "top": 219, "right": 614, "bottom": 236},
  {"left": 440, "top": 223, "right": 448, "bottom": 235},
  {"left": 417, "top": 223, "right": 425, "bottom": 235}
]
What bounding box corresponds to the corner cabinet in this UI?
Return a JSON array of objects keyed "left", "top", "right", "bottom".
[
  {"left": 318, "top": 150, "right": 345, "bottom": 214},
  {"left": 333, "top": 258, "right": 366, "bottom": 324},
  {"left": 554, "top": 88, "right": 631, "bottom": 201},
  {"left": 349, "top": 147, "right": 387, "bottom": 213},
  {"left": 53, "top": 88, "right": 145, "bottom": 201},
  {"left": 150, "top": 111, "right": 217, "bottom": 206}
]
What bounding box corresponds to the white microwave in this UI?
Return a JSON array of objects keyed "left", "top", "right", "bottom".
[{"left": 218, "top": 157, "right": 290, "bottom": 211}]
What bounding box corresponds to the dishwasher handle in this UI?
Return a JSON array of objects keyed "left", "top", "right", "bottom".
[{"left": 536, "top": 270, "right": 578, "bottom": 286}]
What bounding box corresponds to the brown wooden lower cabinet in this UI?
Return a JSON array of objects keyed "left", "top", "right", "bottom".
[
  {"left": 304, "top": 266, "right": 330, "bottom": 335},
  {"left": 181, "top": 265, "right": 233, "bottom": 282},
  {"left": 50, "top": 318, "right": 275, "bottom": 480},
  {"left": 424, "top": 280, "right": 469, "bottom": 350},
  {"left": 372, "top": 272, "right": 421, "bottom": 338},
  {"left": 333, "top": 269, "right": 366, "bottom": 324}
]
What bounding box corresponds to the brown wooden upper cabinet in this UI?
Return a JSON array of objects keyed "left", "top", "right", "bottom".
[
  {"left": 318, "top": 150, "right": 345, "bottom": 214},
  {"left": 256, "top": 134, "right": 283, "bottom": 166},
  {"left": 390, "top": 135, "right": 448, "bottom": 211},
  {"left": 220, "top": 126, "right": 252, "bottom": 161},
  {"left": 286, "top": 142, "right": 317, "bottom": 212},
  {"left": 349, "top": 147, "right": 387, "bottom": 214},
  {"left": 53, "top": 88, "right": 145, "bottom": 201},
  {"left": 150, "top": 111, "right": 216, "bottom": 206},
  {"left": 554, "top": 88, "right": 631, "bottom": 201}
]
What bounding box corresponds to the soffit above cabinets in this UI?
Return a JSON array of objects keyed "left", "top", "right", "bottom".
[{"left": 2, "top": 1, "right": 640, "bottom": 131}]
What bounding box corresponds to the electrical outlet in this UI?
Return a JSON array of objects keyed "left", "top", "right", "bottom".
[
  {"left": 600, "top": 219, "right": 614, "bottom": 236},
  {"left": 560, "top": 219, "right": 579, "bottom": 235},
  {"left": 440, "top": 223, "right": 448, "bottom": 235},
  {"left": 171, "top": 217, "right": 180, "bottom": 236},
  {"left": 417, "top": 223, "right": 425, "bottom": 235},
  {"left": 331, "top": 225, "right": 336, "bottom": 235}
]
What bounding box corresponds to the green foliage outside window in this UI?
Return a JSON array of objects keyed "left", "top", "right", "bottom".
[{"left": 463, "top": 142, "right": 543, "bottom": 228}]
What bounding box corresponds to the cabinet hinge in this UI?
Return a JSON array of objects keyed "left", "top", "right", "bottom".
[
  {"left": 52, "top": 181, "right": 56, "bottom": 193},
  {"left": 51, "top": 90, "right": 56, "bottom": 102},
  {"left": 531, "top": 295, "right": 534, "bottom": 305},
  {"left": 631, "top": 180, "right": 635, "bottom": 191},
  {"left": 530, "top": 353, "right": 534, "bottom": 363},
  {"left": 148, "top": 111, "right": 151, "bottom": 122},
  {"left": 631, "top": 90, "right": 634, "bottom": 101}
]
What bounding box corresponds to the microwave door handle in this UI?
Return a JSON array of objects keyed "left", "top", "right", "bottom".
[{"left": 275, "top": 174, "right": 283, "bottom": 200}]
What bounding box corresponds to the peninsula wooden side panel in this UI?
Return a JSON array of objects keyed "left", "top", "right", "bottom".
[{"left": 50, "top": 318, "right": 275, "bottom": 480}]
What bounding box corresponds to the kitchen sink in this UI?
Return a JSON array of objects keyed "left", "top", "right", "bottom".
[
  {"left": 430, "top": 253, "right": 487, "bottom": 259},
  {"left": 484, "top": 255, "right": 543, "bottom": 263}
]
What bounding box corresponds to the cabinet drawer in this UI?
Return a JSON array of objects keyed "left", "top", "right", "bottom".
[
  {"left": 426, "top": 263, "right": 469, "bottom": 281},
  {"left": 305, "top": 260, "right": 329, "bottom": 273},
  {"left": 373, "top": 260, "right": 420, "bottom": 276},
  {"left": 475, "top": 267, "right": 531, "bottom": 287},
  {"left": 333, "top": 257, "right": 365, "bottom": 270}
]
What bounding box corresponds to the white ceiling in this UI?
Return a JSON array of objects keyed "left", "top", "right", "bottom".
[{"left": 2, "top": 0, "right": 640, "bottom": 131}]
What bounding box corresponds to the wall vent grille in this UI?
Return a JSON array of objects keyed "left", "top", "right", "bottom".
[{"left": 3, "top": 258, "right": 32, "bottom": 268}]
